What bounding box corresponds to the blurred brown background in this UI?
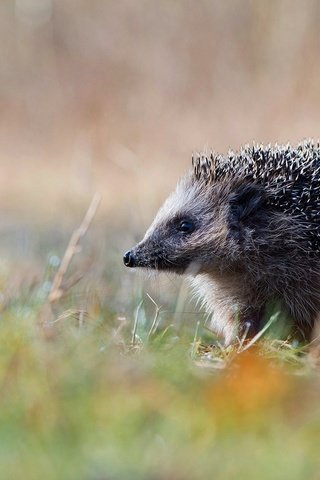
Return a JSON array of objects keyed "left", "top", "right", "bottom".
[{"left": 1, "top": 0, "right": 320, "bottom": 224}]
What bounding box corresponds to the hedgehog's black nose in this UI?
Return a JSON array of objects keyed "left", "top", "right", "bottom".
[{"left": 123, "top": 250, "right": 135, "bottom": 267}]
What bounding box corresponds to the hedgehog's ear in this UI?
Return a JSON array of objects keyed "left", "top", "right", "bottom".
[{"left": 229, "top": 184, "right": 265, "bottom": 222}]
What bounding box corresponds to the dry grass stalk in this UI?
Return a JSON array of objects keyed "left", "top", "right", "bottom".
[{"left": 48, "top": 193, "right": 101, "bottom": 302}]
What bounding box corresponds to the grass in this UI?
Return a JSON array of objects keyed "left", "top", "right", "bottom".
[
  {"left": 3, "top": 1, "right": 320, "bottom": 476},
  {"left": 0, "top": 209, "right": 319, "bottom": 480}
]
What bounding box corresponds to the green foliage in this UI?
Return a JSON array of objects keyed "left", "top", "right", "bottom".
[
  {"left": 0, "top": 282, "right": 317, "bottom": 480},
  {"left": 0, "top": 237, "right": 317, "bottom": 480}
]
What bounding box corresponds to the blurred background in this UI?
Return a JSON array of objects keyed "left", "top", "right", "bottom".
[
  {"left": 0, "top": 4, "right": 320, "bottom": 478},
  {"left": 2, "top": 0, "right": 320, "bottom": 222},
  {"left": 1, "top": 0, "right": 320, "bottom": 310}
]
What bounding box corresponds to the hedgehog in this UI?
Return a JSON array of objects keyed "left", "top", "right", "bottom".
[{"left": 123, "top": 140, "right": 320, "bottom": 344}]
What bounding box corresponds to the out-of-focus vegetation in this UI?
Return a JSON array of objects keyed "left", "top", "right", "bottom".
[
  {"left": 0, "top": 201, "right": 318, "bottom": 480},
  {"left": 2, "top": 0, "right": 320, "bottom": 219},
  {"left": 1, "top": 1, "right": 320, "bottom": 479},
  {"left": 0, "top": 245, "right": 320, "bottom": 480}
]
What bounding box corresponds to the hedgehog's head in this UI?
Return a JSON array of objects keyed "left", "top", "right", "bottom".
[{"left": 124, "top": 158, "right": 266, "bottom": 275}]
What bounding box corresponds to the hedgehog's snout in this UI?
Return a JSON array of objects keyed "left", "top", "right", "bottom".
[
  {"left": 123, "top": 241, "right": 161, "bottom": 269},
  {"left": 123, "top": 250, "right": 135, "bottom": 268}
]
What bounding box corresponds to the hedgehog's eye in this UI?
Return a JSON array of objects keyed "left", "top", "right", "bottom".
[{"left": 177, "top": 220, "right": 195, "bottom": 233}]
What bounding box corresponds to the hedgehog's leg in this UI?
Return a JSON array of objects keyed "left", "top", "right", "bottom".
[
  {"left": 208, "top": 301, "right": 264, "bottom": 345},
  {"left": 284, "top": 300, "right": 317, "bottom": 343},
  {"left": 238, "top": 305, "right": 265, "bottom": 339},
  {"left": 190, "top": 274, "right": 237, "bottom": 344},
  {"left": 191, "top": 274, "right": 265, "bottom": 345},
  {"left": 211, "top": 283, "right": 265, "bottom": 344},
  {"left": 207, "top": 298, "right": 239, "bottom": 345},
  {"left": 282, "top": 278, "right": 320, "bottom": 343}
]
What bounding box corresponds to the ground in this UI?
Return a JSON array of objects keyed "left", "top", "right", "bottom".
[
  {"left": 2, "top": 1, "right": 320, "bottom": 478},
  {"left": 0, "top": 201, "right": 319, "bottom": 480}
]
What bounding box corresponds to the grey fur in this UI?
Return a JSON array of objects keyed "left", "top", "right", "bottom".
[{"left": 126, "top": 140, "right": 320, "bottom": 344}]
